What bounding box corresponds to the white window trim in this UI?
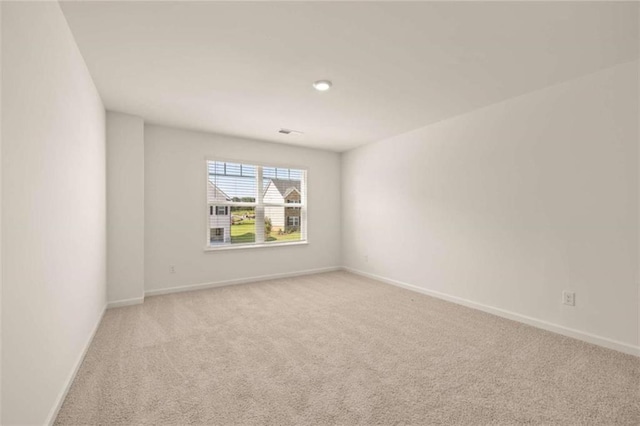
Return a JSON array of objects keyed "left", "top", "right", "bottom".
[
  {"left": 204, "top": 240, "right": 309, "bottom": 252},
  {"left": 204, "top": 158, "right": 308, "bottom": 251}
]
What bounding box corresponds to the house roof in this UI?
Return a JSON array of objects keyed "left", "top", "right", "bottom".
[
  {"left": 283, "top": 187, "right": 300, "bottom": 198},
  {"left": 208, "top": 181, "right": 231, "bottom": 203},
  {"left": 265, "top": 179, "right": 301, "bottom": 198}
]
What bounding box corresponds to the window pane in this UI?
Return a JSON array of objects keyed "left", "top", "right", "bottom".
[
  {"left": 265, "top": 206, "right": 301, "bottom": 242},
  {"left": 230, "top": 206, "right": 256, "bottom": 244},
  {"left": 209, "top": 206, "right": 260, "bottom": 246},
  {"left": 208, "top": 161, "right": 257, "bottom": 203},
  {"left": 263, "top": 167, "right": 304, "bottom": 205},
  {"left": 208, "top": 205, "right": 231, "bottom": 245}
]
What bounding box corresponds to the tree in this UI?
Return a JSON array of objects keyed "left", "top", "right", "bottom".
[{"left": 264, "top": 216, "right": 272, "bottom": 238}]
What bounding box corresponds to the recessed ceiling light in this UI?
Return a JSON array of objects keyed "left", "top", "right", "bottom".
[{"left": 313, "top": 80, "right": 332, "bottom": 91}]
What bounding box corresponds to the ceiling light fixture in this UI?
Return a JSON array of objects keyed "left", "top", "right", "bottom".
[{"left": 312, "top": 80, "right": 332, "bottom": 91}]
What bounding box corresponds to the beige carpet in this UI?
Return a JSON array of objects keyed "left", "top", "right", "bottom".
[{"left": 56, "top": 271, "right": 639, "bottom": 425}]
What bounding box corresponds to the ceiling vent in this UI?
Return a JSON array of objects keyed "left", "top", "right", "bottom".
[{"left": 278, "top": 129, "right": 304, "bottom": 136}]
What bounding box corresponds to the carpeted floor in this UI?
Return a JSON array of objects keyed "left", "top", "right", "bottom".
[{"left": 55, "top": 271, "right": 640, "bottom": 425}]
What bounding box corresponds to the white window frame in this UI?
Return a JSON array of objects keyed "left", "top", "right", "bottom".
[{"left": 205, "top": 158, "right": 308, "bottom": 251}]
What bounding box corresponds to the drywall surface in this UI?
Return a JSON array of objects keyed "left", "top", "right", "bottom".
[
  {"left": 107, "top": 111, "right": 145, "bottom": 305},
  {"left": 342, "top": 61, "right": 639, "bottom": 348},
  {"left": 1, "top": 2, "right": 106, "bottom": 424},
  {"left": 0, "top": 2, "right": 3, "bottom": 420},
  {"left": 145, "top": 125, "right": 341, "bottom": 292}
]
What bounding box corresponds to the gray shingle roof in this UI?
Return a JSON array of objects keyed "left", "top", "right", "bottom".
[
  {"left": 266, "top": 179, "right": 301, "bottom": 197},
  {"left": 207, "top": 181, "right": 231, "bottom": 202}
]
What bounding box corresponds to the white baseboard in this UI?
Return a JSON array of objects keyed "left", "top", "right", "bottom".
[
  {"left": 107, "top": 296, "right": 145, "bottom": 309},
  {"left": 45, "top": 303, "right": 107, "bottom": 426},
  {"left": 144, "top": 266, "right": 343, "bottom": 297},
  {"left": 343, "top": 267, "right": 640, "bottom": 358}
]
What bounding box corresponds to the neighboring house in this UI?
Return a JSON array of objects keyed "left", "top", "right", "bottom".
[
  {"left": 208, "top": 181, "right": 231, "bottom": 243},
  {"left": 263, "top": 179, "right": 301, "bottom": 232}
]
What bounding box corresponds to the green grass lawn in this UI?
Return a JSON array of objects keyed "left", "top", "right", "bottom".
[
  {"left": 230, "top": 220, "right": 256, "bottom": 244},
  {"left": 231, "top": 219, "right": 301, "bottom": 244},
  {"left": 230, "top": 208, "right": 255, "bottom": 217},
  {"left": 268, "top": 231, "right": 301, "bottom": 242}
]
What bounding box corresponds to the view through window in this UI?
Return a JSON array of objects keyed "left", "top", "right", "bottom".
[{"left": 207, "top": 160, "right": 307, "bottom": 248}]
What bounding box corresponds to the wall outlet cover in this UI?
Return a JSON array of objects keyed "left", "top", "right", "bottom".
[{"left": 562, "top": 291, "right": 575, "bottom": 306}]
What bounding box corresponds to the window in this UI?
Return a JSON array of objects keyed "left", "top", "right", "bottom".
[
  {"left": 207, "top": 160, "right": 307, "bottom": 248},
  {"left": 288, "top": 216, "right": 299, "bottom": 227},
  {"left": 210, "top": 228, "right": 224, "bottom": 242}
]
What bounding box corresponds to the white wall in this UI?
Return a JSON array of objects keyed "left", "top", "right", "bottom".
[
  {"left": 637, "top": 7, "right": 640, "bottom": 353},
  {"left": 1, "top": 2, "right": 106, "bottom": 424},
  {"left": 342, "top": 61, "right": 639, "bottom": 351},
  {"left": 145, "top": 125, "right": 341, "bottom": 293},
  {"left": 107, "top": 111, "right": 145, "bottom": 306},
  {"left": 0, "top": 1, "right": 3, "bottom": 420}
]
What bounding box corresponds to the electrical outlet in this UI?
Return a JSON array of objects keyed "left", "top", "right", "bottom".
[
  {"left": 562, "top": 291, "right": 575, "bottom": 306},
  {"left": 170, "top": 265, "right": 176, "bottom": 274},
  {"left": 364, "top": 255, "right": 369, "bottom": 263}
]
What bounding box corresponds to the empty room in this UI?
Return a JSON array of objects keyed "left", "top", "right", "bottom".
[{"left": 1, "top": 1, "right": 639, "bottom": 425}]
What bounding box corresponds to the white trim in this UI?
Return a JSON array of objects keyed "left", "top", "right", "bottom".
[
  {"left": 106, "top": 296, "right": 145, "bottom": 309},
  {"left": 343, "top": 267, "right": 640, "bottom": 358},
  {"left": 46, "top": 304, "right": 107, "bottom": 426},
  {"left": 204, "top": 240, "right": 308, "bottom": 252},
  {"left": 256, "top": 164, "right": 265, "bottom": 244},
  {"left": 145, "top": 266, "right": 341, "bottom": 297},
  {"left": 205, "top": 155, "right": 307, "bottom": 172}
]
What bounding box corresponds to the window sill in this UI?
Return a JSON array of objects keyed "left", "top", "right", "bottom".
[{"left": 204, "top": 240, "right": 308, "bottom": 252}]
